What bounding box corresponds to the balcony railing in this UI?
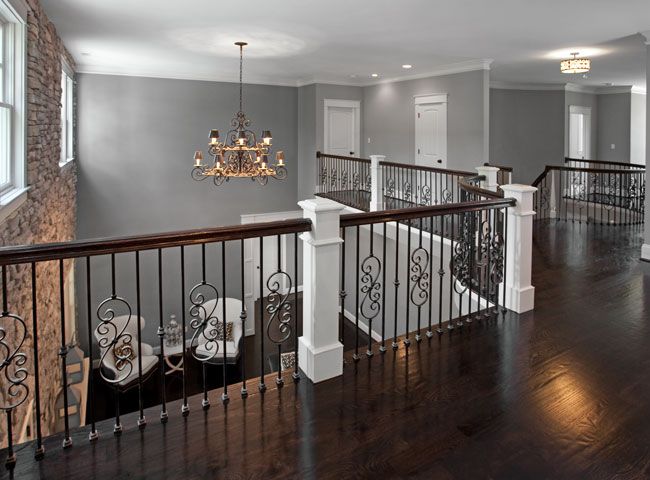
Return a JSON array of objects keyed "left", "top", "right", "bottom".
[
  {"left": 0, "top": 152, "right": 538, "bottom": 471},
  {"left": 532, "top": 165, "right": 645, "bottom": 225}
]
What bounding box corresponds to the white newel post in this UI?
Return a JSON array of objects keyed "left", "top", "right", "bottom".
[
  {"left": 475, "top": 165, "right": 499, "bottom": 191},
  {"left": 298, "top": 198, "right": 345, "bottom": 383},
  {"left": 369, "top": 155, "right": 385, "bottom": 212},
  {"left": 500, "top": 184, "right": 537, "bottom": 313}
]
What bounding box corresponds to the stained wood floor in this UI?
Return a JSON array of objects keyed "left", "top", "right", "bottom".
[{"left": 5, "top": 220, "right": 650, "bottom": 479}]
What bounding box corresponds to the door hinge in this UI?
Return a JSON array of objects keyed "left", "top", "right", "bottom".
[
  {"left": 417, "top": 113, "right": 420, "bottom": 119},
  {"left": 417, "top": 148, "right": 420, "bottom": 155}
]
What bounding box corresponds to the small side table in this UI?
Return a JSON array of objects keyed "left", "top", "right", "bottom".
[{"left": 164, "top": 344, "right": 184, "bottom": 375}]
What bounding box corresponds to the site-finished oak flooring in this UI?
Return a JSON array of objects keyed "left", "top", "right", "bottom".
[{"left": 4, "top": 219, "right": 650, "bottom": 479}]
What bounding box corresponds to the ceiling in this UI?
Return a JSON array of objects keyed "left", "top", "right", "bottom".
[{"left": 41, "top": 0, "right": 650, "bottom": 89}]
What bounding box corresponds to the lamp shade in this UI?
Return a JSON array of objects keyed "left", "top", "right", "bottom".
[{"left": 209, "top": 130, "right": 220, "bottom": 142}]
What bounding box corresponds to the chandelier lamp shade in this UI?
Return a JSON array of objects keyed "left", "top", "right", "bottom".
[
  {"left": 191, "top": 42, "right": 287, "bottom": 186},
  {"left": 560, "top": 52, "right": 591, "bottom": 74}
]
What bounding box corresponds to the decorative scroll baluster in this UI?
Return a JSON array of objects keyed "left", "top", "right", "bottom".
[
  {"left": 265, "top": 234, "right": 294, "bottom": 386},
  {"left": 410, "top": 218, "right": 429, "bottom": 342},
  {"left": 360, "top": 223, "right": 381, "bottom": 357},
  {"left": 1, "top": 265, "right": 29, "bottom": 469},
  {"left": 188, "top": 243, "right": 220, "bottom": 410}
]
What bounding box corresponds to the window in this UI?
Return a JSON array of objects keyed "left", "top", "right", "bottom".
[
  {"left": 0, "top": 0, "right": 26, "bottom": 209},
  {"left": 60, "top": 67, "right": 74, "bottom": 166}
]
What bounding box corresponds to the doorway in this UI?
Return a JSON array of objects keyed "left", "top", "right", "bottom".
[
  {"left": 324, "top": 99, "right": 360, "bottom": 157},
  {"left": 568, "top": 105, "right": 591, "bottom": 159},
  {"left": 415, "top": 94, "right": 447, "bottom": 168}
]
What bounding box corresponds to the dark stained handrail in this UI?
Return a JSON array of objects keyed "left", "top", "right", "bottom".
[
  {"left": 483, "top": 162, "right": 513, "bottom": 172},
  {"left": 340, "top": 198, "right": 515, "bottom": 227},
  {"left": 459, "top": 175, "right": 504, "bottom": 199},
  {"left": 316, "top": 151, "right": 370, "bottom": 164},
  {"left": 564, "top": 157, "right": 645, "bottom": 169},
  {"left": 0, "top": 218, "right": 313, "bottom": 265},
  {"left": 379, "top": 160, "right": 473, "bottom": 177}
]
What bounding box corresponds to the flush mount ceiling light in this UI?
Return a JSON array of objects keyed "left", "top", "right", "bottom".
[
  {"left": 191, "top": 42, "right": 286, "bottom": 186},
  {"left": 561, "top": 52, "right": 591, "bottom": 74},
  {"left": 402, "top": 64, "right": 412, "bottom": 69},
  {"left": 371, "top": 73, "right": 379, "bottom": 78}
]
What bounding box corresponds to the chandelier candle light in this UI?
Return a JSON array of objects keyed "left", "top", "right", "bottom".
[
  {"left": 191, "top": 42, "right": 286, "bottom": 186},
  {"left": 560, "top": 52, "right": 591, "bottom": 74}
]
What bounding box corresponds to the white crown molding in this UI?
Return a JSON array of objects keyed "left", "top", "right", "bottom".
[
  {"left": 360, "top": 59, "right": 493, "bottom": 87},
  {"left": 564, "top": 82, "right": 598, "bottom": 94},
  {"left": 491, "top": 81, "right": 646, "bottom": 95},
  {"left": 79, "top": 57, "right": 493, "bottom": 89},
  {"left": 76, "top": 65, "right": 300, "bottom": 88},
  {"left": 490, "top": 81, "right": 565, "bottom": 91}
]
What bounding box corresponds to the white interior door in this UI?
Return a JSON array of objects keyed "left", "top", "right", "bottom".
[
  {"left": 241, "top": 211, "right": 302, "bottom": 336},
  {"left": 569, "top": 105, "right": 591, "bottom": 159},
  {"left": 415, "top": 96, "right": 447, "bottom": 168},
  {"left": 324, "top": 100, "right": 360, "bottom": 157}
]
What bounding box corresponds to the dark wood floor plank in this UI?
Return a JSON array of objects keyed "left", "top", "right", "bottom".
[{"left": 4, "top": 220, "right": 650, "bottom": 479}]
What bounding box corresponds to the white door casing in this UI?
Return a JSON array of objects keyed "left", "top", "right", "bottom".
[
  {"left": 415, "top": 94, "right": 447, "bottom": 168},
  {"left": 568, "top": 105, "right": 591, "bottom": 160},
  {"left": 240, "top": 210, "right": 303, "bottom": 336},
  {"left": 324, "top": 99, "right": 361, "bottom": 157}
]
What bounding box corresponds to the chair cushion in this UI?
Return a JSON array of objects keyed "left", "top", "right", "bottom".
[{"left": 215, "top": 321, "right": 234, "bottom": 342}]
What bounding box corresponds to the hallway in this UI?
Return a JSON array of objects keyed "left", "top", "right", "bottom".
[{"left": 5, "top": 220, "right": 650, "bottom": 479}]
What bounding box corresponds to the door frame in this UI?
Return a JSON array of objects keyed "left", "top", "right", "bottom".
[
  {"left": 568, "top": 105, "right": 592, "bottom": 160},
  {"left": 414, "top": 94, "right": 448, "bottom": 166},
  {"left": 323, "top": 99, "right": 361, "bottom": 157}
]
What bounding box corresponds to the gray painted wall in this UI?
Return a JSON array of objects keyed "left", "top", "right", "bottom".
[
  {"left": 564, "top": 91, "right": 598, "bottom": 158},
  {"left": 596, "top": 93, "right": 631, "bottom": 162},
  {"left": 489, "top": 88, "right": 565, "bottom": 183},
  {"left": 363, "top": 69, "right": 488, "bottom": 172},
  {"left": 631, "top": 92, "right": 646, "bottom": 165},
  {"left": 297, "top": 83, "right": 363, "bottom": 201},
  {"left": 76, "top": 74, "right": 299, "bottom": 349},
  {"left": 297, "top": 84, "right": 316, "bottom": 201}
]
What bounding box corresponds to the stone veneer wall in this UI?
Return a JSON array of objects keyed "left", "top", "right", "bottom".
[{"left": 0, "top": 0, "right": 76, "bottom": 445}]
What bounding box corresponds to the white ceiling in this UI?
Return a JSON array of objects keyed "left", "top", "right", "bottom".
[{"left": 41, "top": 0, "right": 650, "bottom": 89}]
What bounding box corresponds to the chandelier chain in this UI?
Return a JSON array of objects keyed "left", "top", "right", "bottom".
[{"left": 239, "top": 43, "right": 243, "bottom": 114}]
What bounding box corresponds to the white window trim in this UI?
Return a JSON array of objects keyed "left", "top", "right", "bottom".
[
  {"left": 59, "top": 63, "right": 75, "bottom": 168},
  {"left": 0, "top": 0, "right": 27, "bottom": 222}
]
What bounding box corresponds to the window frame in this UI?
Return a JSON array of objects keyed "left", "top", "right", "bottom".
[
  {"left": 60, "top": 62, "right": 75, "bottom": 167},
  {"left": 0, "top": 0, "right": 27, "bottom": 220}
]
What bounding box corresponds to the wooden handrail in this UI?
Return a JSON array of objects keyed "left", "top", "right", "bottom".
[
  {"left": 483, "top": 162, "right": 513, "bottom": 172},
  {"left": 564, "top": 157, "right": 645, "bottom": 169},
  {"left": 379, "top": 160, "right": 473, "bottom": 177},
  {"left": 0, "top": 218, "right": 313, "bottom": 265},
  {"left": 459, "top": 175, "right": 504, "bottom": 199},
  {"left": 340, "top": 198, "right": 515, "bottom": 227},
  {"left": 541, "top": 165, "right": 645, "bottom": 175},
  {"left": 316, "top": 151, "right": 370, "bottom": 163}
]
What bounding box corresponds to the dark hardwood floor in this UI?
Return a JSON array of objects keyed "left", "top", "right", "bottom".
[{"left": 5, "top": 219, "right": 650, "bottom": 479}]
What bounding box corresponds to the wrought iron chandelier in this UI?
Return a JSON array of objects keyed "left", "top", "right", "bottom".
[
  {"left": 560, "top": 52, "right": 591, "bottom": 74},
  {"left": 191, "top": 42, "right": 286, "bottom": 186}
]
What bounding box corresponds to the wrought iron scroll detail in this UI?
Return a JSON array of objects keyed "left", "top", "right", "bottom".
[
  {"left": 409, "top": 248, "right": 429, "bottom": 307},
  {"left": 96, "top": 295, "right": 135, "bottom": 384},
  {"left": 452, "top": 214, "right": 473, "bottom": 294},
  {"left": 386, "top": 178, "right": 395, "bottom": 197},
  {"left": 265, "top": 271, "right": 293, "bottom": 344},
  {"left": 0, "top": 310, "right": 29, "bottom": 411},
  {"left": 360, "top": 255, "right": 382, "bottom": 323},
  {"left": 189, "top": 282, "right": 221, "bottom": 361}
]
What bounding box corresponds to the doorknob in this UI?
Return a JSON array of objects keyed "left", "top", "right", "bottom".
[
  {"left": 350, "top": 151, "right": 354, "bottom": 155},
  {"left": 437, "top": 159, "right": 442, "bottom": 164}
]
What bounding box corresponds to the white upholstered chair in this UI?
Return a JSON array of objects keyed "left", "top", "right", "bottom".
[
  {"left": 94, "top": 315, "right": 158, "bottom": 390},
  {"left": 194, "top": 297, "right": 244, "bottom": 365}
]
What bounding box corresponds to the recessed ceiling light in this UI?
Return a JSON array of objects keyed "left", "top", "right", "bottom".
[
  {"left": 81, "top": 52, "right": 91, "bottom": 56},
  {"left": 402, "top": 64, "right": 412, "bottom": 69},
  {"left": 350, "top": 74, "right": 357, "bottom": 78},
  {"left": 371, "top": 73, "right": 379, "bottom": 78}
]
